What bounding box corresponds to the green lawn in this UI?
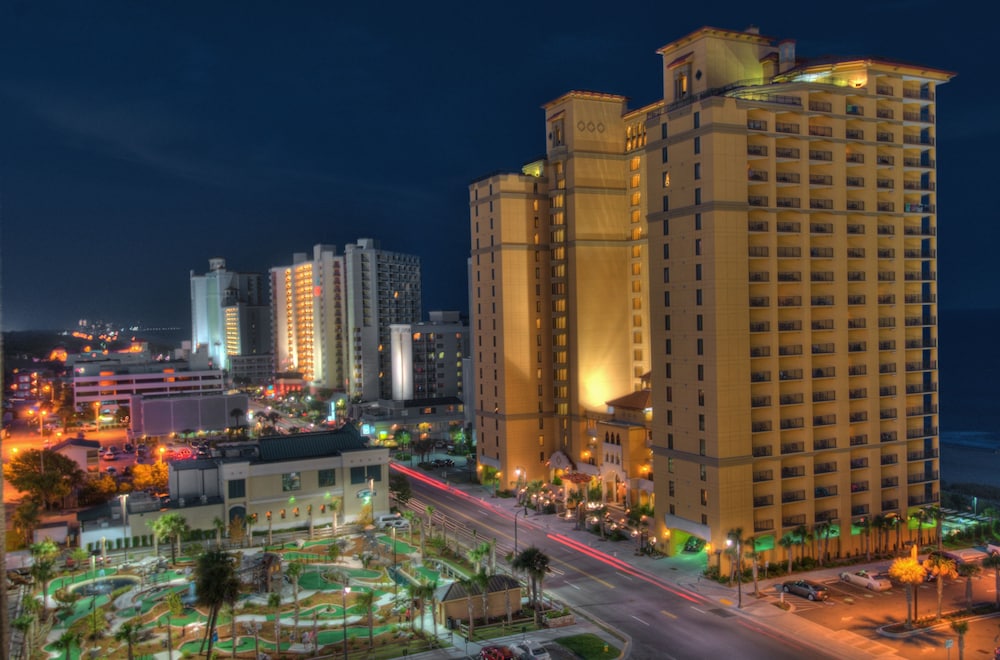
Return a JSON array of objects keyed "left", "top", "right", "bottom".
[{"left": 555, "top": 634, "right": 620, "bottom": 660}]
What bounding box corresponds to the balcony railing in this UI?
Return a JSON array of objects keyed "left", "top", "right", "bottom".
[
  {"left": 847, "top": 223, "right": 865, "bottom": 234},
  {"left": 908, "top": 449, "right": 940, "bottom": 461},
  {"left": 850, "top": 434, "right": 868, "bottom": 446},
  {"left": 782, "top": 490, "right": 806, "bottom": 503},
  {"left": 908, "top": 471, "right": 939, "bottom": 484},
  {"left": 881, "top": 477, "right": 899, "bottom": 488},
  {"left": 851, "top": 481, "right": 869, "bottom": 493},
  {"left": 781, "top": 467, "right": 806, "bottom": 479},
  {"left": 881, "top": 454, "right": 898, "bottom": 465},
  {"left": 754, "top": 495, "right": 774, "bottom": 508},
  {"left": 776, "top": 147, "right": 800, "bottom": 159},
  {"left": 753, "top": 470, "right": 774, "bottom": 483}
]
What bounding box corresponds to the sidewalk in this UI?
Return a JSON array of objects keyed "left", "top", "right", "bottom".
[{"left": 412, "top": 462, "right": 912, "bottom": 659}]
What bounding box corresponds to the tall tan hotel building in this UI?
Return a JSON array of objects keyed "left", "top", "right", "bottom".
[{"left": 470, "top": 25, "right": 953, "bottom": 558}]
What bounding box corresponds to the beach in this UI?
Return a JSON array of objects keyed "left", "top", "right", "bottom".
[{"left": 941, "top": 431, "right": 1000, "bottom": 488}]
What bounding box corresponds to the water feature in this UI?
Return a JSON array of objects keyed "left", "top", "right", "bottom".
[{"left": 72, "top": 576, "right": 139, "bottom": 597}]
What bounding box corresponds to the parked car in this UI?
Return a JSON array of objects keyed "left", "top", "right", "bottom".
[
  {"left": 508, "top": 640, "right": 551, "bottom": 660},
  {"left": 480, "top": 646, "right": 516, "bottom": 660},
  {"left": 105, "top": 466, "right": 118, "bottom": 477},
  {"left": 781, "top": 579, "right": 830, "bottom": 601},
  {"left": 839, "top": 569, "right": 892, "bottom": 591},
  {"left": 432, "top": 458, "right": 455, "bottom": 468}
]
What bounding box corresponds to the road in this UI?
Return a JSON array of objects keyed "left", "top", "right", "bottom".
[{"left": 400, "top": 465, "right": 842, "bottom": 660}]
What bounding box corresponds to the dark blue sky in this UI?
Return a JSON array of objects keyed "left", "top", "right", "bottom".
[{"left": 0, "top": 1, "right": 991, "bottom": 332}]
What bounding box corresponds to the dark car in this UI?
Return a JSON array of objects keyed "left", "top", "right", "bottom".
[{"left": 781, "top": 579, "right": 830, "bottom": 601}]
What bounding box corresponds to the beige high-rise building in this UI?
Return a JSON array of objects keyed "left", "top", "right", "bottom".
[
  {"left": 469, "top": 91, "right": 654, "bottom": 487},
  {"left": 472, "top": 25, "right": 953, "bottom": 561}
]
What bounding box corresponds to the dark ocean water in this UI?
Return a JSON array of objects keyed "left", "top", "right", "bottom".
[{"left": 940, "top": 308, "right": 1000, "bottom": 448}]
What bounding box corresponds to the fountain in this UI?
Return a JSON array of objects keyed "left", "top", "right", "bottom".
[{"left": 71, "top": 575, "right": 140, "bottom": 597}]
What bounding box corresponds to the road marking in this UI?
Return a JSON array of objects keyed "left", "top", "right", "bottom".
[
  {"left": 630, "top": 615, "right": 649, "bottom": 626},
  {"left": 691, "top": 606, "right": 707, "bottom": 614},
  {"left": 719, "top": 598, "right": 733, "bottom": 606},
  {"left": 660, "top": 610, "right": 677, "bottom": 619},
  {"left": 615, "top": 572, "right": 634, "bottom": 581},
  {"left": 569, "top": 583, "right": 581, "bottom": 590}
]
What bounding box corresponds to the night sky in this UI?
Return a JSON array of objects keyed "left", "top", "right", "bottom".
[{"left": 0, "top": 1, "right": 992, "bottom": 333}]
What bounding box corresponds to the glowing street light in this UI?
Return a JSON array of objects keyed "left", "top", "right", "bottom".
[{"left": 342, "top": 586, "right": 352, "bottom": 660}]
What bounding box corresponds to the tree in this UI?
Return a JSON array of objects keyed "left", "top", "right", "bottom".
[
  {"left": 858, "top": 517, "right": 872, "bottom": 562},
  {"left": 356, "top": 588, "right": 376, "bottom": 648},
  {"left": 425, "top": 505, "right": 436, "bottom": 540},
  {"left": 951, "top": 619, "right": 969, "bottom": 660},
  {"left": 779, "top": 533, "right": 796, "bottom": 574},
  {"left": 983, "top": 553, "right": 1000, "bottom": 609},
  {"left": 389, "top": 472, "right": 412, "bottom": 503},
  {"left": 195, "top": 548, "right": 240, "bottom": 660},
  {"left": 114, "top": 620, "right": 143, "bottom": 660},
  {"left": 512, "top": 546, "right": 550, "bottom": 625},
  {"left": 213, "top": 517, "right": 226, "bottom": 548},
  {"left": 69, "top": 546, "right": 90, "bottom": 579},
  {"left": 52, "top": 630, "right": 81, "bottom": 660},
  {"left": 286, "top": 560, "right": 304, "bottom": 628},
  {"left": 923, "top": 553, "right": 958, "bottom": 621},
  {"left": 268, "top": 592, "right": 282, "bottom": 652},
  {"left": 30, "top": 538, "right": 59, "bottom": 609},
  {"left": 230, "top": 408, "right": 245, "bottom": 431},
  {"left": 327, "top": 540, "right": 343, "bottom": 564},
  {"left": 457, "top": 575, "right": 477, "bottom": 639},
  {"left": 131, "top": 462, "right": 169, "bottom": 492},
  {"left": 475, "top": 568, "right": 491, "bottom": 626},
  {"left": 912, "top": 508, "right": 930, "bottom": 547},
  {"left": 813, "top": 521, "right": 830, "bottom": 567},
  {"left": 3, "top": 449, "right": 84, "bottom": 510},
  {"left": 164, "top": 590, "right": 183, "bottom": 660},
  {"left": 469, "top": 541, "right": 492, "bottom": 574},
  {"left": 889, "top": 556, "right": 926, "bottom": 629},
  {"left": 151, "top": 513, "right": 190, "bottom": 564},
  {"left": 957, "top": 562, "right": 981, "bottom": 611},
  {"left": 12, "top": 500, "right": 41, "bottom": 546}
]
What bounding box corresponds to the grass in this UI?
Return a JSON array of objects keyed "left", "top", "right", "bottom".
[{"left": 555, "top": 633, "right": 620, "bottom": 660}]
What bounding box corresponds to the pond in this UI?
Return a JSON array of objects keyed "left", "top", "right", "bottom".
[{"left": 71, "top": 576, "right": 140, "bottom": 597}]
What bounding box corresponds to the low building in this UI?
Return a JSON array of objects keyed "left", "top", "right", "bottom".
[
  {"left": 51, "top": 436, "right": 101, "bottom": 474},
  {"left": 129, "top": 391, "right": 251, "bottom": 438},
  {"left": 352, "top": 396, "right": 466, "bottom": 447},
  {"left": 124, "top": 425, "right": 390, "bottom": 543},
  {"left": 434, "top": 575, "right": 523, "bottom": 626}
]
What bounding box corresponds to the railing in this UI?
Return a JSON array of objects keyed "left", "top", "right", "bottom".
[
  {"left": 903, "top": 111, "right": 935, "bottom": 123},
  {"left": 777, "top": 222, "right": 801, "bottom": 233},
  {"left": 813, "top": 319, "right": 834, "bottom": 330},
  {"left": 903, "top": 134, "right": 935, "bottom": 146},
  {"left": 778, "top": 320, "right": 802, "bottom": 331},
  {"left": 846, "top": 129, "right": 864, "bottom": 140},
  {"left": 902, "top": 88, "right": 934, "bottom": 100},
  {"left": 751, "top": 395, "right": 772, "bottom": 407},
  {"left": 783, "top": 515, "right": 807, "bottom": 528},
  {"left": 908, "top": 471, "right": 939, "bottom": 484},
  {"left": 748, "top": 222, "right": 769, "bottom": 233},
  {"left": 748, "top": 119, "right": 769, "bottom": 131},
  {"left": 750, "top": 321, "right": 770, "bottom": 332},
  {"left": 813, "top": 415, "right": 836, "bottom": 427},
  {"left": 852, "top": 505, "right": 870, "bottom": 516},
  {"left": 782, "top": 490, "right": 806, "bottom": 503},
  {"left": 778, "top": 271, "right": 802, "bottom": 281},
  {"left": 809, "top": 150, "right": 833, "bottom": 161},
  {"left": 748, "top": 170, "right": 769, "bottom": 181},
  {"left": 781, "top": 467, "right": 806, "bottom": 478},
  {"left": 877, "top": 155, "right": 895, "bottom": 166},
  {"left": 850, "top": 434, "right": 868, "bottom": 446},
  {"left": 755, "top": 519, "right": 775, "bottom": 532},
  {"left": 748, "top": 144, "right": 769, "bottom": 156},
  {"left": 777, "top": 197, "right": 801, "bottom": 208},
  {"left": 776, "top": 172, "right": 801, "bottom": 184},
  {"left": 877, "top": 108, "right": 894, "bottom": 118},
  {"left": 752, "top": 421, "right": 773, "bottom": 432},
  {"left": 880, "top": 432, "right": 898, "bottom": 443},
  {"left": 810, "top": 222, "right": 833, "bottom": 233},
  {"left": 814, "top": 437, "right": 837, "bottom": 450},
  {"left": 779, "top": 345, "right": 803, "bottom": 356},
  {"left": 849, "top": 389, "right": 867, "bottom": 400},
  {"left": 751, "top": 371, "right": 772, "bottom": 383},
  {"left": 809, "top": 101, "right": 833, "bottom": 112},
  {"left": 846, "top": 153, "right": 865, "bottom": 164},
  {"left": 850, "top": 459, "right": 870, "bottom": 469},
  {"left": 815, "top": 483, "right": 838, "bottom": 495},
  {"left": 811, "top": 199, "right": 834, "bottom": 209},
  {"left": 753, "top": 470, "right": 774, "bottom": 482},
  {"left": 754, "top": 495, "right": 774, "bottom": 507},
  {"left": 908, "top": 449, "right": 940, "bottom": 460},
  {"left": 775, "top": 147, "right": 801, "bottom": 159},
  {"left": 748, "top": 245, "right": 769, "bottom": 256},
  {"left": 849, "top": 412, "right": 868, "bottom": 422},
  {"left": 809, "top": 125, "right": 833, "bottom": 137},
  {"left": 879, "top": 386, "right": 897, "bottom": 396},
  {"left": 779, "top": 369, "right": 803, "bottom": 381},
  {"left": 749, "top": 271, "right": 770, "bottom": 282},
  {"left": 882, "top": 477, "right": 899, "bottom": 488},
  {"left": 909, "top": 494, "right": 940, "bottom": 506},
  {"left": 776, "top": 122, "right": 800, "bottom": 134},
  {"left": 880, "top": 408, "right": 897, "bottom": 420},
  {"left": 851, "top": 481, "right": 869, "bottom": 493},
  {"left": 881, "top": 454, "right": 898, "bottom": 465},
  {"left": 780, "top": 393, "right": 804, "bottom": 405},
  {"left": 847, "top": 224, "right": 865, "bottom": 234},
  {"left": 748, "top": 195, "right": 769, "bottom": 207},
  {"left": 848, "top": 365, "right": 867, "bottom": 376}
]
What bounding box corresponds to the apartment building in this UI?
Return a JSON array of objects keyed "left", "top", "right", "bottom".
[
  {"left": 473, "top": 25, "right": 951, "bottom": 560},
  {"left": 271, "top": 240, "right": 421, "bottom": 401},
  {"left": 190, "top": 258, "right": 273, "bottom": 383}
]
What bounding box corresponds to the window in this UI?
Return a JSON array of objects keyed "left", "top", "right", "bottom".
[
  {"left": 696, "top": 289, "right": 703, "bottom": 305},
  {"left": 701, "top": 489, "right": 708, "bottom": 506},
  {"left": 350, "top": 466, "right": 382, "bottom": 484},
  {"left": 668, "top": 457, "right": 675, "bottom": 473},
  {"left": 665, "top": 339, "right": 672, "bottom": 355},
  {"left": 693, "top": 111, "right": 700, "bottom": 129},
  {"left": 666, "top": 386, "right": 672, "bottom": 402},
  {"left": 694, "top": 163, "right": 701, "bottom": 180},
  {"left": 694, "top": 188, "right": 702, "bottom": 204},
  {"left": 666, "top": 409, "right": 673, "bottom": 425},
  {"left": 282, "top": 472, "right": 302, "bottom": 492},
  {"left": 664, "top": 291, "right": 670, "bottom": 307},
  {"left": 695, "top": 264, "right": 702, "bottom": 280},
  {"left": 662, "top": 147, "right": 669, "bottom": 163},
  {"left": 696, "top": 314, "right": 703, "bottom": 330},
  {"left": 695, "top": 213, "right": 702, "bottom": 230},
  {"left": 663, "top": 243, "right": 669, "bottom": 259},
  {"left": 663, "top": 218, "right": 669, "bottom": 235},
  {"left": 665, "top": 363, "right": 671, "bottom": 378},
  {"left": 661, "top": 123, "right": 668, "bottom": 140},
  {"left": 698, "top": 364, "right": 704, "bottom": 381},
  {"left": 695, "top": 239, "right": 702, "bottom": 256},
  {"left": 699, "top": 438, "right": 706, "bottom": 456},
  {"left": 669, "top": 480, "right": 675, "bottom": 497},
  {"left": 694, "top": 136, "right": 701, "bottom": 154},
  {"left": 663, "top": 268, "right": 670, "bottom": 283},
  {"left": 667, "top": 433, "right": 673, "bottom": 449},
  {"left": 700, "top": 464, "right": 707, "bottom": 481},
  {"left": 228, "top": 479, "right": 246, "bottom": 499},
  {"left": 698, "top": 414, "right": 705, "bottom": 431},
  {"left": 664, "top": 315, "right": 670, "bottom": 330},
  {"left": 697, "top": 338, "right": 704, "bottom": 355},
  {"left": 319, "top": 469, "right": 336, "bottom": 487},
  {"left": 662, "top": 195, "right": 669, "bottom": 212}
]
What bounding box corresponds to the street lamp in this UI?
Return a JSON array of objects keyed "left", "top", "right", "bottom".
[
  {"left": 119, "top": 494, "right": 130, "bottom": 562},
  {"left": 727, "top": 535, "right": 743, "bottom": 608},
  {"left": 494, "top": 470, "right": 501, "bottom": 497},
  {"left": 158, "top": 446, "right": 165, "bottom": 464},
  {"left": 391, "top": 526, "right": 398, "bottom": 597},
  {"left": 342, "top": 586, "right": 352, "bottom": 660}
]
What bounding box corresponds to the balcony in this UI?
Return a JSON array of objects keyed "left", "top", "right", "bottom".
[
  {"left": 777, "top": 222, "right": 801, "bottom": 233},
  {"left": 754, "top": 519, "right": 775, "bottom": 532},
  {"left": 814, "top": 437, "right": 837, "bottom": 450},
  {"left": 908, "top": 449, "right": 940, "bottom": 461},
  {"left": 881, "top": 477, "right": 899, "bottom": 488},
  {"left": 850, "top": 412, "right": 869, "bottom": 423},
  {"left": 904, "top": 203, "right": 936, "bottom": 213},
  {"left": 881, "top": 408, "right": 897, "bottom": 420},
  {"left": 878, "top": 202, "right": 896, "bottom": 212},
  {"left": 748, "top": 245, "right": 769, "bottom": 257},
  {"left": 751, "top": 395, "right": 772, "bottom": 408},
  {"left": 812, "top": 343, "right": 835, "bottom": 354},
  {"left": 780, "top": 393, "right": 804, "bottom": 405},
  {"left": 851, "top": 481, "right": 870, "bottom": 493},
  {"left": 778, "top": 296, "right": 802, "bottom": 307},
  {"left": 783, "top": 515, "right": 807, "bottom": 528},
  {"left": 810, "top": 101, "right": 833, "bottom": 112},
  {"left": 748, "top": 195, "right": 769, "bottom": 207},
  {"left": 849, "top": 365, "right": 868, "bottom": 376},
  {"left": 851, "top": 504, "right": 870, "bottom": 517},
  {"left": 816, "top": 509, "right": 839, "bottom": 523},
  {"left": 778, "top": 271, "right": 802, "bottom": 282},
  {"left": 748, "top": 169, "right": 769, "bottom": 182},
  {"left": 813, "top": 319, "right": 834, "bottom": 330},
  {"left": 750, "top": 347, "right": 771, "bottom": 358},
  {"left": 903, "top": 134, "right": 935, "bottom": 146},
  {"left": 776, "top": 172, "right": 801, "bottom": 184},
  {"left": 906, "top": 383, "right": 937, "bottom": 394},
  {"left": 877, "top": 132, "right": 894, "bottom": 143},
  {"left": 779, "top": 369, "right": 803, "bottom": 381},
  {"left": 776, "top": 122, "right": 801, "bottom": 134},
  {"left": 747, "top": 221, "right": 768, "bottom": 233},
  {"left": 882, "top": 500, "right": 900, "bottom": 512},
  {"left": 879, "top": 386, "right": 897, "bottom": 396},
  {"left": 748, "top": 119, "right": 768, "bottom": 131},
  {"left": 813, "top": 367, "right": 836, "bottom": 378},
  {"left": 846, "top": 129, "right": 864, "bottom": 140},
  {"left": 781, "top": 466, "right": 806, "bottom": 479},
  {"left": 751, "top": 371, "right": 772, "bottom": 383},
  {"left": 814, "top": 462, "right": 838, "bottom": 475},
  {"left": 778, "top": 345, "right": 803, "bottom": 356},
  {"left": 810, "top": 199, "right": 834, "bottom": 210},
  {"left": 814, "top": 484, "right": 838, "bottom": 497},
  {"left": 754, "top": 495, "right": 775, "bottom": 508},
  {"left": 909, "top": 494, "right": 940, "bottom": 506},
  {"left": 850, "top": 459, "right": 870, "bottom": 469},
  {"left": 750, "top": 321, "right": 771, "bottom": 333},
  {"left": 846, "top": 200, "right": 866, "bottom": 211},
  {"left": 903, "top": 157, "right": 935, "bottom": 168},
  {"left": 907, "top": 405, "right": 939, "bottom": 417},
  {"left": 847, "top": 223, "right": 865, "bottom": 234},
  {"left": 813, "top": 415, "right": 837, "bottom": 427},
  {"left": 748, "top": 144, "right": 769, "bottom": 157},
  {"left": 846, "top": 153, "right": 865, "bottom": 164},
  {"left": 749, "top": 271, "right": 770, "bottom": 282},
  {"left": 881, "top": 454, "right": 898, "bottom": 465},
  {"left": 752, "top": 421, "right": 773, "bottom": 433},
  {"left": 778, "top": 320, "right": 802, "bottom": 331},
  {"left": 849, "top": 388, "right": 867, "bottom": 400},
  {"left": 811, "top": 249, "right": 834, "bottom": 259},
  {"left": 848, "top": 295, "right": 867, "bottom": 305},
  {"left": 777, "top": 197, "right": 801, "bottom": 208},
  {"left": 753, "top": 470, "right": 774, "bottom": 483},
  {"left": 809, "top": 125, "right": 833, "bottom": 137},
  {"left": 775, "top": 147, "right": 801, "bottom": 159},
  {"left": 850, "top": 434, "right": 868, "bottom": 446},
  {"left": 809, "top": 150, "right": 833, "bottom": 161},
  {"left": 812, "top": 296, "right": 836, "bottom": 307},
  {"left": 905, "top": 361, "right": 938, "bottom": 372},
  {"left": 908, "top": 471, "right": 939, "bottom": 484},
  {"left": 906, "top": 427, "right": 938, "bottom": 439},
  {"left": 811, "top": 223, "right": 833, "bottom": 234},
  {"left": 782, "top": 490, "right": 806, "bottom": 503}
]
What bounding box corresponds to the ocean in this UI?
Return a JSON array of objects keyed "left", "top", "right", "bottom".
[{"left": 940, "top": 308, "right": 1000, "bottom": 450}]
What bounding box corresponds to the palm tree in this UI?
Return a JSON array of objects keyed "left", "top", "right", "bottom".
[
  {"left": 52, "top": 629, "right": 81, "bottom": 660},
  {"left": 923, "top": 553, "right": 958, "bottom": 621},
  {"left": 469, "top": 541, "right": 492, "bottom": 574},
  {"left": 327, "top": 539, "right": 343, "bottom": 564},
  {"left": 402, "top": 510, "right": 417, "bottom": 544},
  {"left": 164, "top": 590, "right": 183, "bottom": 660},
  {"left": 229, "top": 408, "right": 245, "bottom": 432},
  {"left": 871, "top": 514, "right": 887, "bottom": 556},
  {"left": 793, "top": 524, "right": 811, "bottom": 564},
  {"left": 425, "top": 505, "right": 436, "bottom": 539},
  {"left": 858, "top": 517, "right": 872, "bottom": 562},
  {"left": 285, "top": 560, "right": 304, "bottom": 628},
  {"left": 744, "top": 536, "right": 760, "bottom": 596},
  {"left": 779, "top": 533, "right": 796, "bottom": 574},
  {"left": 912, "top": 508, "right": 930, "bottom": 547},
  {"left": 889, "top": 556, "right": 926, "bottom": 629},
  {"left": 457, "top": 575, "right": 477, "bottom": 639},
  {"left": 12, "top": 500, "right": 41, "bottom": 546},
  {"left": 114, "top": 620, "right": 143, "bottom": 660},
  {"left": 151, "top": 512, "right": 190, "bottom": 565},
  {"left": 29, "top": 539, "right": 59, "bottom": 613},
  {"left": 195, "top": 548, "right": 240, "bottom": 659},
  {"left": 355, "top": 588, "right": 376, "bottom": 648},
  {"left": 213, "top": 516, "right": 227, "bottom": 548},
  {"left": 951, "top": 619, "right": 969, "bottom": 660},
  {"left": 813, "top": 521, "right": 830, "bottom": 567},
  {"left": 956, "top": 562, "right": 981, "bottom": 611},
  {"left": 512, "top": 546, "right": 550, "bottom": 625},
  {"left": 475, "top": 568, "right": 492, "bottom": 626},
  {"left": 983, "top": 553, "right": 1000, "bottom": 609},
  {"left": 268, "top": 592, "right": 283, "bottom": 651}
]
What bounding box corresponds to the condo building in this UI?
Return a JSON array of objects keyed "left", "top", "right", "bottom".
[
  {"left": 190, "top": 258, "right": 273, "bottom": 383},
  {"left": 271, "top": 239, "right": 421, "bottom": 400},
  {"left": 471, "top": 25, "right": 951, "bottom": 560}
]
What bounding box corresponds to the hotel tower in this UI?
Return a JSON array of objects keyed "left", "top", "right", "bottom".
[{"left": 470, "top": 25, "right": 953, "bottom": 559}]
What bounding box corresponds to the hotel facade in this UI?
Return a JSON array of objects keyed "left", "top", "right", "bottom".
[{"left": 470, "top": 25, "right": 952, "bottom": 560}]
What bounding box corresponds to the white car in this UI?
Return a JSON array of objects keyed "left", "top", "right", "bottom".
[
  {"left": 508, "top": 641, "right": 551, "bottom": 660},
  {"left": 839, "top": 569, "right": 892, "bottom": 591}
]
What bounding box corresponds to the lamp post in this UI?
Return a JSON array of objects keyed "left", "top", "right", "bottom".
[
  {"left": 727, "top": 536, "right": 743, "bottom": 608},
  {"left": 494, "top": 470, "right": 501, "bottom": 497},
  {"left": 342, "top": 586, "right": 352, "bottom": 660},
  {"left": 391, "top": 525, "right": 398, "bottom": 597},
  {"left": 119, "top": 493, "right": 130, "bottom": 562}
]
